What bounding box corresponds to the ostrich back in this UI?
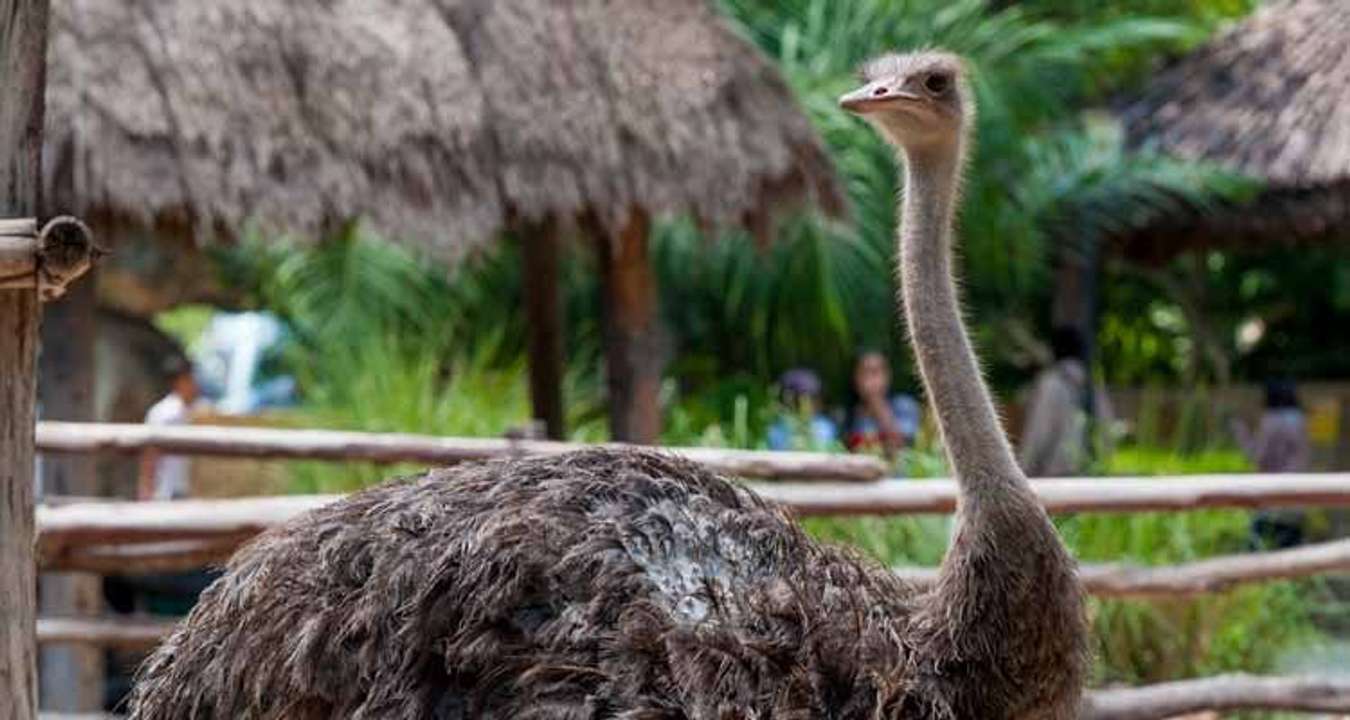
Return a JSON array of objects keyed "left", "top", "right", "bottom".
[{"left": 130, "top": 449, "right": 927, "bottom": 719}]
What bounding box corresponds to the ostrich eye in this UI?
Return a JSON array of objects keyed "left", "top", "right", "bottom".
[{"left": 923, "top": 73, "right": 950, "bottom": 95}]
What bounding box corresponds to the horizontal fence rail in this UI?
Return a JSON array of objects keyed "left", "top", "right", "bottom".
[
  {"left": 31, "top": 422, "right": 1350, "bottom": 718},
  {"left": 36, "top": 421, "right": 888, "bottom": 482},
  {"left": 37, "top": 499, "right": 1350, "bottom": 592},
  {"left": 1083, "top": 674, "right": 1350, "bottom": 719},
  {"left": 36, "top": 474, "right": 1350, "bottom": 565},
  {"left": 895, "top": 537, "right": 1350, "bottom": 598},
  {"left": 757, "top": 475, "right": 1350, "bottom": 516}
]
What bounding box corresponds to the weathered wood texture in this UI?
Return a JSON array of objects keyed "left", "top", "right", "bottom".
[
  {"left": 35, "top": 421, "right": 888, "bottom": 481},
  {"left": 1084, "top": 674, "right": 1350, "bottom": 719},
  {"left": 36, "top": 617, "right": 173, "bottom": 651},
  {"left": 755, "top": 474, "right": 1350, "bottom": 515},
  {"left": 37, "top": 276, "right": 102, "bottom": 712},
  {"left": 2, "top": 0, "right": 52, "bottom": 717},
  {"left": 35, "top": 487, "right": 1350, "bottom": 576},
  {"left": 520, "top": 220, "right": 567, "bottom": 440},
  {"left": 597, "top": 210, "right": 663, "bottom": 444},
  {"left": 894, "top": 537, "right": 1350, "bottom": 598}
]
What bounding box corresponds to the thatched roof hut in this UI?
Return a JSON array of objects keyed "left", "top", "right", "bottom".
[
  {"left": 1116, "top": 0, "right": 1350, "bottom": 265},
  {"left": 46, "top": 0, "right": 845, "bottom": 441}
]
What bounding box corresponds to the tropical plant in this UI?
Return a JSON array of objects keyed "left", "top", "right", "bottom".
[{"left": 654, "top": 0, "right": 1254, "bottom": 411}]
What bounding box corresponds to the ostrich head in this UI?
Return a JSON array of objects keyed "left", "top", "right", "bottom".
[{"left": 839, "top": 51, "right": 971, "bottom": 152}]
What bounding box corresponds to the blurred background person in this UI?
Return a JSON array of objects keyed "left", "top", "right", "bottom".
[
  {"left": 1018, "top": 326, "right": 1113, "bottom": 477},
  {"left": 1232, "top": 378, "right": 1310, "bottom": 474},
  {"left": 844, "top": 349, "right": 920, "bottom": 459},
  {"left": 138, "top": 357, "right": 204, "bottom": 501},
  {"left": 1233, "top": 378, "right": 1311, "bottom": 549},
  {"left": 767, "top": 368, "right": 839, "bottom": 451}
]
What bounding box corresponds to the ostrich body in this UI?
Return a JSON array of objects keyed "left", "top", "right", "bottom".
[{"left": 130, "top": 51, "right": 1086, "bottom": 719}]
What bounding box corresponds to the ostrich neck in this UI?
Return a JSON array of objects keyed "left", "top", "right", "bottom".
[{"left": 899, "top": 145, "right": 1023, "bottom": 491}]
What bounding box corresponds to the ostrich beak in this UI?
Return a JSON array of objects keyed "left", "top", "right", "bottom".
[{"left": 839, "top": 82, "right": 921, "bottom": 114}]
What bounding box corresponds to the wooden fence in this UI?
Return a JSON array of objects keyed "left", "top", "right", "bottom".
[{"left": 31, "top": 422, "right": 1350, "bottom": 719}]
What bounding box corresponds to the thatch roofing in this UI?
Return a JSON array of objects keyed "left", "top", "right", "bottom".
[
  {"left": 44, "top": 0, "right": 844, "bottom": 260},
  {"left": 1116, "top": 0, "right": 1350, "bottom": 263}
]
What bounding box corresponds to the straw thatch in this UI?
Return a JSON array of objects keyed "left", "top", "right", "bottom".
[
  {"left": 1117, "top": 0, "right": 1350, "bottom": 264},
  {"left": 44, "top": 0, "right": 844, "bottom": 260}
]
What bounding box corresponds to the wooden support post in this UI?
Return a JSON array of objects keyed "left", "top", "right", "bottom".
[
  {"left": 520, "top": 221, "right": 566, "bottom": 440},
  {"left": 597, "top": 210, "right": 663, "bottom": 444},
  {"left": 37, "top": 277, "right": 103, "bottom": 713},
  {"left": 1, "top": 1, "right": 53, "bottom": 717}
]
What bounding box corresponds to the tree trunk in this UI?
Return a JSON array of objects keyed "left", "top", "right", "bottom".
[
  {"left": 596, "top": 211, "right": 663, "bottom": 444},
  {"left": 520, "top": 222, "right": 566, "bottom": 440},
  {"left": 1, "top": 1, "right": 51, "bottom": 717},
  {"left": 38, "top": 276, "right": 103, "bottom": 713}
]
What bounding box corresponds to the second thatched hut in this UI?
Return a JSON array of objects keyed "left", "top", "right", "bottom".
[{"left": 1117, "top": 0, "right": 1350, "bottom": 265}]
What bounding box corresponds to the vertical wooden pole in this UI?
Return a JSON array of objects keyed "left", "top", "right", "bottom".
[
  {"left": 0, "top": 4, "right": 50, "bottom": 718},
  {"left": 596, "top": 210, "right": 663, "bottom": 444},
  {"left": 38, "top": 275, "right": 104, "bottom": 712},
  {"left": 520, "top": 222, "right": 566, "bottom": 440}
]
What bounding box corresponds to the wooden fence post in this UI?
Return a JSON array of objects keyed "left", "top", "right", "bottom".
[
  {"left": 1, "top": 1, "right": 53, "bottom": 718},
  {"left": 38, "top": 276, "right": 104, "bottom": 712}
]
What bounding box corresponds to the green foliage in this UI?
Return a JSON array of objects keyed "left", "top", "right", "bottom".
[
  {"left": 802, "top": 442, "right": 1320, "bottom": 685},
  {"left": 1064, "top": 503, "right": 1317, "bottom": 683},
  {"left": 1101, "top": 246, "right": 1350, "bottom": 385},
  {"left": 154, "top": 304, "right": 216, "bottom": 355},
  {"left": 1105, "top": 446, "right": 1250, "bottom": 476},
  {"left": 216, "top": 230, "right": 606, "bottom": 492},
  {"left": 655, "top": 0, "right": 1251, "bottom": 397}
]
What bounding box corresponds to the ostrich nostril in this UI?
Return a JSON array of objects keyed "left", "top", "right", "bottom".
[{"left": 873, "top": 86, "right": 889, "bottom": 97}]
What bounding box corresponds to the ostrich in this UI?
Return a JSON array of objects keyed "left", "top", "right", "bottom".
[{"left": 130, "top": 51, "right": 1086, "bottom": 719}]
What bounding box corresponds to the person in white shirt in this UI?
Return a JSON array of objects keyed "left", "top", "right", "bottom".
[{"left": 138, "top": 359, "right": 201, "bottom": 500}]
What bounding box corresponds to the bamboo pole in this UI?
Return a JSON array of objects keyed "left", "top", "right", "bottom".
[
  {"left": 1084, "top": 674, "right": 1350, "bottom": 719},
  {"left": 35, "top": 421, "right": 888, "bottom": 481}
]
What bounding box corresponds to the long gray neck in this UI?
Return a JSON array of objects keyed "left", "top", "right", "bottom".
[{"left": 898, "top": 144, "right": 1024, "bottom": 490}]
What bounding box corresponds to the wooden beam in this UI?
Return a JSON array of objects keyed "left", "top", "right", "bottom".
[
  {"left": 893, "top": 537, "right": 1350, "bottom": 598},
  {"left": 596, "top": 210, "right": 662, "bottom": 444},
  {"left": 42, "top": 538, "right": 248, "bottom": 576},
  {"left": 1084, "top": 674, "right": 1350, "bottom": 719},
  {"left": 37, "top": 617, "right": 174, "bottom": 651},
  {"left": 755, "top": 474, "right": 1350, "bottom": 516},
  {"left": 34, "top": 478, "right": 1350, "bottom": 572},
  {"left": 37, "top": 495, "right": 340, "bottom": 558},
  {"left": 520, "top": 220, "right": 567, "bottom": 440},
  {"left": 35, "top": 421, "right": 888, "bottom": 482},
  {"left": 2, "top": 0, "right": 53, "bottom": 716}
]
